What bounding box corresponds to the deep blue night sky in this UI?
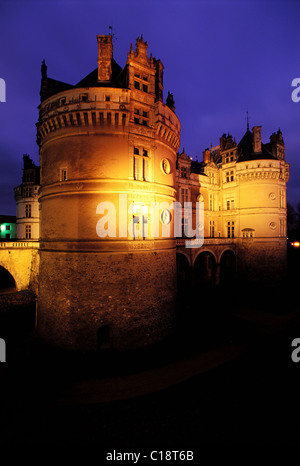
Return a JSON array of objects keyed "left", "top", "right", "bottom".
[{"left": 1, "top": 0, "right": 300, "bottom": 214}]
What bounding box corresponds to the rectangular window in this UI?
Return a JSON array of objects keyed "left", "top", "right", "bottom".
[
  {"left": 107, "top": 112, "right": 111, "bottom": 125},
  {"left": 25, "top": 204, "right": 31, "bottom": 218},
  {"left": 84, "top": 112, "right": 89, "bottom": 125},
  {"left": 143, "top": 158, "right": 149, "bottom": 181},
  {"left": 61, "top": 169, "right": 67, "bottom": 181},
  {"left": 105, "top": 95, "right": 111, "bottom": 102},
  {"left": 181, "top": 167, "right": 188, "bottom": 178},
  {"left": 5, "top": 225, "right": 10, "bottom": 231},
  {"left": 181, "top": 188, "right": 189, "bottom": 204},
  {"left": 69, "top": 114, "right": 74, "bottom": 126},
  {"left": 24, "top": 187, "right": 32, "bottom": 198},
  {"left": 91, "top": 112, "right": 96, "bottom": 125},
  {"left": 99, "top": 112, "right": 104, "bottom": 126},
  {"left": 25, "top": 225, "right": 31, "bottom": 240},
  {"left": 134, "top": 117, "right": 140, "bottom": 125},
  {"left": 134, "top": 157, "right": 140, "bottom": 180},
  {"left": 210, "top": 221, "right": 215, "bottom": 238},
  {"left": 227, "top": 221, "right": 235, "bottom": 238},
  {"left": 80, "top": 93, "right": 88, "bottom": 102},
  {"left": 142, "top": 84, "right": 148, "bottom": 93},
  {"left": 134, "top": 81, "right": 140, "bottom": 90},
  {"left": 209, "top": 194, "right": 215, "bottom": 211},
  {"left": 115, "top": 113, "right": 119, "bottom": 125},
  {"left": 122, "top": 113, "right": 126, "bottom": 126}
]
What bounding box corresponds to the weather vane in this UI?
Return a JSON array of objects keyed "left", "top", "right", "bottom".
[{"left": 109, "top": 25, "right": 117, "bottom": 44}]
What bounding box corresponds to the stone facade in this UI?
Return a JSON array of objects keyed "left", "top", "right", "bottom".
[
  {"left": 36, "top": 35, "right": 180, "bottom": 351},
  {"left": 0, "top": 34, "right": 289, "bottom": 352}
]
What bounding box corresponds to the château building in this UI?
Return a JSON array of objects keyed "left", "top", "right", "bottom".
[
  {"left": 0, "top": 33, "right": 289, "bottom": 352},
  {"left": 14, "top": 154, "right": 40, "bottom": 241}
]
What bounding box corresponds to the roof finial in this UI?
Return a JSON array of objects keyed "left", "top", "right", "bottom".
[{"left": 246, "top": 109, "right": 250, "bottom": 131}]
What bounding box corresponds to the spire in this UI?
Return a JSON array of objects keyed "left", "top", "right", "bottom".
[
  {"left": 246, "top": 109, "right": 250, "bottom": 131},
  {"left": 41, "top": 59, "right": 47, "bottom": 78}
]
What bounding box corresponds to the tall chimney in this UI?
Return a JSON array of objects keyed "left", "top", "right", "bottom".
[
  {"left": 97, "top": 35, "right": 113, "bottom": 82},
  {"left": 252, "top": 126, "right": 262, "bottom": 153},
  {"left": 203, "top": 148, "right": 211, "bottom": 164}
]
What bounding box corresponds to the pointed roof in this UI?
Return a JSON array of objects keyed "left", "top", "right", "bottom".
[
  {"left": 40, "top": 57, "right": 125, "bottom": 102},
  {"left": 237, "top": 128, "right": 276, "bottom": 162}
]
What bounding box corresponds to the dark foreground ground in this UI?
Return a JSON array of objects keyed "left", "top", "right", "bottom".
[{"left": 0, "top": 247, "right": 300, "bottom": 451}]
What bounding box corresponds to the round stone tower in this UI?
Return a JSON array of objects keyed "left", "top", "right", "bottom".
[{"left": 36, "top": 35, "right": 181, "bottom": 351}]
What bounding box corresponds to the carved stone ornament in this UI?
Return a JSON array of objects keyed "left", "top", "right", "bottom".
[{"left": 161, "top": 158, "right": 171, "bottom": 174}]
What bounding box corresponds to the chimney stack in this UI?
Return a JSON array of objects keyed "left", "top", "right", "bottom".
[
  {"left": 203, "top": 148, "right": 211, "bottom": 164},
  {"left": 97, "top": 35, "right": 113, "bottom": 82},
  {"left": 252, "top": 126, "right": 262, "bottom": 153}
]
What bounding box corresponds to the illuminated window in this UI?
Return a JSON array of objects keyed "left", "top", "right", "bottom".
[
  {"left": 25, "top": 225, "right": 31, "bottom": 240},
  {"left": 25, "top": 204, "right": 31, "bottom": 218}
]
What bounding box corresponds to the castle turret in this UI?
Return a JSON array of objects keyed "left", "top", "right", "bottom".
[{"left": 36, "top": 35, "right": 180, "bottom": 352}]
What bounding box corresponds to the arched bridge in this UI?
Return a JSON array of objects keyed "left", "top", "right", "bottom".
[{"left": 0, "top": 242, "right": 39, "bottom": 293}]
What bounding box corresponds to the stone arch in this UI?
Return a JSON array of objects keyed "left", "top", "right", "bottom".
[
  {"left": 0, "top": 265, "right": 16, "bottom": 292},
  {"left": 193, "top": 250, "right": 217, "bottom": 289},
  {"left": 176, "top": 252, "right": 192, "bottom": 294},
  {"left": 220, "top": 249, "right": 236, "bottom": 286}
]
